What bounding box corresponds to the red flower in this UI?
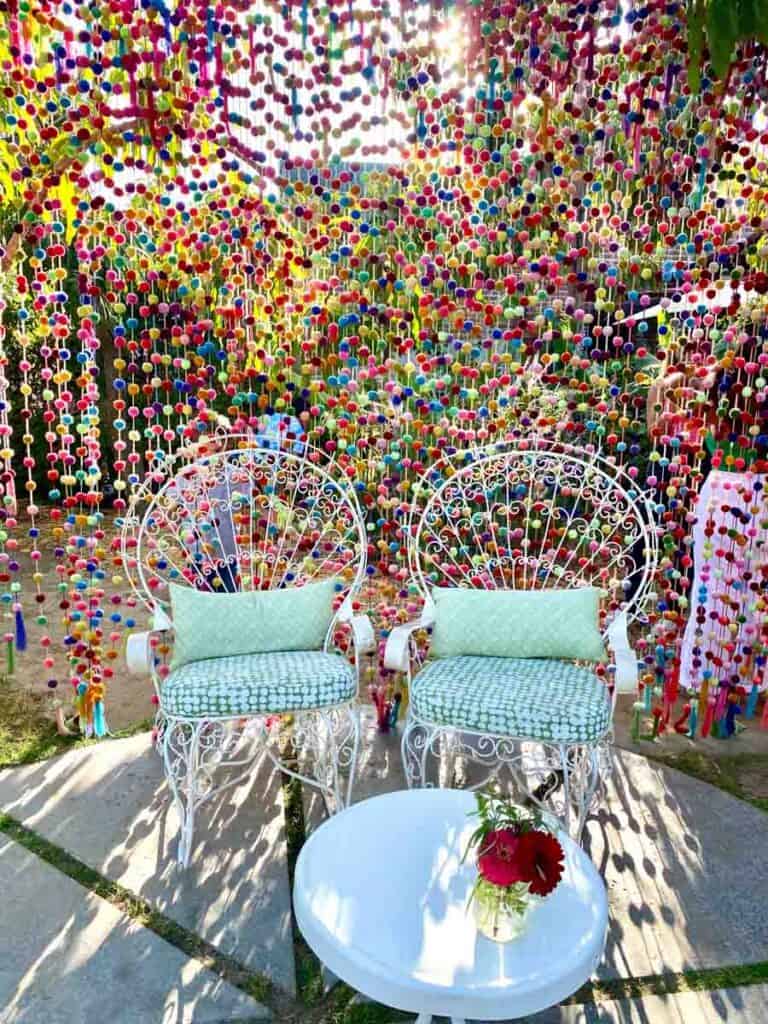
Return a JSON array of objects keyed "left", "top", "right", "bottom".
[
  {"left": 477, "top": 829, "right": 534, "bottom": 887},
  {"left": 517, "top": 830, "right": 565, "bottom": 897}
]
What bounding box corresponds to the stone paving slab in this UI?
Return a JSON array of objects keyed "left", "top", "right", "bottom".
[
  {"left": 0, "top": 835, "right": 270, "bottom": 1024},
  {"left": 588, "top": 749, "right": 768, "bottom": 981},
  {"left": 0, "top": 733, "right": 295, "bottom": 994}
]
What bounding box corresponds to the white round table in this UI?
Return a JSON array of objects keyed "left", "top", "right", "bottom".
[{"left": 293, "top": 789, "right": 608, "bottom": 1023}]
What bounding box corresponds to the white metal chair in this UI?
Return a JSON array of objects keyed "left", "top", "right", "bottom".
[
  {"left": 385, "top": 439, "right": 658, "bottom": 841},
  {"left": 120, "top": 432, "right": 373, "bottom": 866}
]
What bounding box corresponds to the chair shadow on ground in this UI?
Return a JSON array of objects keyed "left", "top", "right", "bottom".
[
  {"left": 0, "top": 731, "right": 293, "bottom": 1021},
  {"left": 577, "top": 746, "right": 766, "bottom": 1023},
  {"left": 2, "top": 718, "right": 767, "bottom": 1023}
]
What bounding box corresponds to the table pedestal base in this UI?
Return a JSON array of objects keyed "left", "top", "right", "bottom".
[{"left": 414, "top": 1016, "right": 465, "bottom": 1024}]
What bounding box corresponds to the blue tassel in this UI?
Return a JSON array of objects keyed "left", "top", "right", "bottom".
[
  {"left": 15, "top": 608, "right": 27, "bottom": 652},
  {"left": 388, "top": 693, "right": 402, "bottom": 729},
  {"left": 93, "top": 701, "right": 107, "bottom": 738}
]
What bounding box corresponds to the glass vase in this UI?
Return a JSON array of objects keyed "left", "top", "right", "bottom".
[{"left": 472, "top": 882, "right": 531, "bottom": 943}]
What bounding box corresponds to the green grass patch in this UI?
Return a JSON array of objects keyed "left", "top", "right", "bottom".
[
  {"left": 0, "top": 681, "right": 75, "bottom": 766},
  {"left": 0, "top": 676, "right": 152, "bottom": 769}
]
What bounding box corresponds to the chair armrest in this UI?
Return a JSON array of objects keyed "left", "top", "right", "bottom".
[
  {"left": 349, "top": 614, "right": 375, "bottom": 655},
  {"left": 126, "top": 605, "right": 174, "bottom": 677},
  {"left": 336, "top": 598, "right": 375, "bottom": 655},
  {"left": 384, "top": 604, "right": 435, "bottom": 672},
  {"left": 126, "top": 632, "right": 155, "bottom": 676},
  {"left": 384, "top": 622, "right": 421, "bottom": 672},
  {"left": 606, "top": 612, "right": 638, "bottom": 694}
]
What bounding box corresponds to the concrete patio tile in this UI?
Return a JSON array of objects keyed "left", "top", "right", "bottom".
[
  {"left": 0, "top": 835, "right": 270, "bottom": 1024},
  {"left": 589, "top": 749, "right": 768, "bottom": 981},
  {"left": 0, "top": 733, "right": 295, "bottom": 994}
]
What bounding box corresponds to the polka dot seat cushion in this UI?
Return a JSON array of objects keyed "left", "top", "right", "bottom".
[
  {"left": 411, "top": 657, "right": 611, "bottom": 744},
  {"left": 162, "top": 650, "right": 357, "bottom": 718}
]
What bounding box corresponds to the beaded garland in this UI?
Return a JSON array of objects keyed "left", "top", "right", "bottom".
[{"left": 1, "top": 1, "right": 768, "bottom": 738}]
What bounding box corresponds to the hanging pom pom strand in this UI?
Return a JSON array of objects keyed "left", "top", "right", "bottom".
[{"left": 4, "top": 632, "right": 14, "bottom": 676}]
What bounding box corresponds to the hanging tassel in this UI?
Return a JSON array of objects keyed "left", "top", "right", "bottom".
[
  {"left": 13, "top": 605, "right": 26, "bottom": 652},
  {"left": 724, "top": 700, "right": 741, "bottom": 738},
  {"left": 643, "top": 681, "right": 653, "bottom": 713},
  {"left": 388, "top": 692, "right": 402, "bottom": 729},
  {"left": 89, "top": 682, "right": 105, "bottom": 737},
  {"left": 697, "top": 676, "right": 711, "bottom": 729},
  {"left": 631, "top": 701, "right": 643, "bottom": 741},
  {"left": 745, "top": 683, "right": 759, "bottom": 718},
  {"left": 701, "top": 697, "right": 716, "bottom": 738},
  {"left": 714, "top": 685, "right": 729, "bottom": 721},
  {"left": 93, "top": 700, "right": 107, "bottom": 738},
  {"left": 687, "top": 702, "right": 698, "bottom": 739},
  {"left": 673, "top": 703, "right": 691, "bottom": 734},
  {"left": 5, "top": 634, "right": 14, "bottom": 676}
]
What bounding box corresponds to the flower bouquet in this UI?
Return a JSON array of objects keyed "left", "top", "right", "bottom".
[{"left": 464, "top": 790, "right": 565, "bottom": 943}]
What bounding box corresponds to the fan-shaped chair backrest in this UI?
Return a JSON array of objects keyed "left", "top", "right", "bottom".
[
  {"left": 408, "top": 441, "right": 658, "bottom": 631},
  {"left": 120, "top": 435, "right": 367, "bottom": 613}
]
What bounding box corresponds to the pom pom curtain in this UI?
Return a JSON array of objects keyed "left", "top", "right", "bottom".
[{"left": 2, "top": 0, "right": 768, "bottom": 737}]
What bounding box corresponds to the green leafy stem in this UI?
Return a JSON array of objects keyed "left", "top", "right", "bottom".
[{"left": 687, "top": 0, "right": 768, "bottom": 92}]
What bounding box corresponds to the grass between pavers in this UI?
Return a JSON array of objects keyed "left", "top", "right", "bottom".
[
  {"left": 572, "top": 960, "right": 768, "bottom": 1003},
  {"left": 0, "top": 676, "right": 153, "bottom": 768}
]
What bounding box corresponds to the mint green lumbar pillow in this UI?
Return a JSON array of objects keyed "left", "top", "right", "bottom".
[
  {"left": 429, "top": 587, "right": 606, "bottom": 661},
  {"left": 169, "top": 578, "right": 337, "bottom": 669}
]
